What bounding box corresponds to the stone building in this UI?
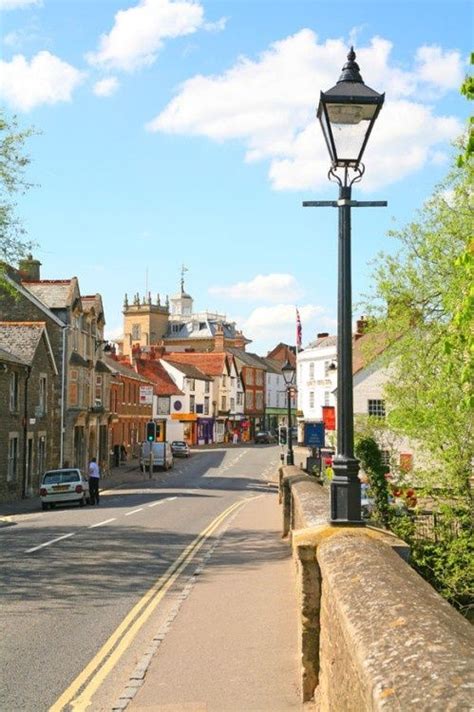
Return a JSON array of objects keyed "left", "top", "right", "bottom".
[
  {"left": 0, "top": 322, "right": 58, "bottom": 501},
  {"left": 0, "top": 256, "right": 111, "bottom": 474}
]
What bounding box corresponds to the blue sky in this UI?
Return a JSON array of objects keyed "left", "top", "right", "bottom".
[{"left": 1, "top": 0, "right": 471, "bottom": 353}]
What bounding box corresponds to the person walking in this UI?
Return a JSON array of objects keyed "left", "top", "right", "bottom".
[{"left": 88, "top": 457, "right": 100, "bottom": 505}]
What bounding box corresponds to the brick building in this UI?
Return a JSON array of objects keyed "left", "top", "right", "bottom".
[{"left": 104, "top": 354, "right": 154, "bottom": 465}]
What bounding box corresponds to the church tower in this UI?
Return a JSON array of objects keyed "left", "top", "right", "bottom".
[{"left": 122, "top": 291, "right": 169, "bottom": 357}]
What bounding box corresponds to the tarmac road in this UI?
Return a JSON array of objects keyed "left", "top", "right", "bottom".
[{"left": 0, "top": 445, "right": 301, "bottom": 712}]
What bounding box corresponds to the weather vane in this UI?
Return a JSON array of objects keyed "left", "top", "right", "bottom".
[{"left": 181, "top": 263, "right": 188, "bottom": 293}]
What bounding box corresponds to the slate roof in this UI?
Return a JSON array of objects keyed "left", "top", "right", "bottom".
[
  {"left": 0, "top": 345, "right": 28, "bottom": 366},
  {"left": 23, "top": 279, "right": 76, "bottom": 309},
  {"left": 0, "top": 322, "right": 55, "bottom": 369},
  {"left": 227, "top": 348, "right": 268, "bottom": 370},
  {"left": 162, "top": 351, "right": 229, "bottom": 377},
  {"left": 164, "top": 360, "right": 213, "bottom": 381},
  {"left": 260, "top": 357, "right": 284, "bottom": 375},
  {"left": 306, "top": 334, "right": 337, "bottom": 349}
]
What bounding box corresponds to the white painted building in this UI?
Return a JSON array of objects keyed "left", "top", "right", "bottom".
[{"left": 297, "top": 333, "right": 337, "bottom": 424}]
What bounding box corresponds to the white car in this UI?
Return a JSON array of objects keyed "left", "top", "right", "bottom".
[{"left": 40, "top": 468, "right": 90, "bottom": 510}]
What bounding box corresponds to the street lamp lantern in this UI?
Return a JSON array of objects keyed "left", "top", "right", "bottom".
[
  {"left": 281, "top": 360, "right": 296, "bottom": 466},
  {"left": 282, "top": 359, "right": 296, "bottom": 386},
  {"left": 317, "top": 47, "right": 384, "bottom": 171},
  {"left": 304, "top": 47, "right": 386, "bottom": 523}
]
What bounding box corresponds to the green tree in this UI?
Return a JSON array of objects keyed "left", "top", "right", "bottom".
[
  {"left": 0, "top": 109, "right": 36, "bottom": 263},
  {"left": 363, "top": 152, "right": 473, "bottom": 614},
  {"left": 365, "top": 151, "right": 473, "bottom": 506}
]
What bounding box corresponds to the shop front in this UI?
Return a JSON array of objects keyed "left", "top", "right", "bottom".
[
  {"left": 197, "top": 417, "right": 214, "bottom": 445},
  {"left": 172, "top": 413, "right": 198, "bottom": 445}
]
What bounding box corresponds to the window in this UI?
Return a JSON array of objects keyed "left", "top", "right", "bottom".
[
  {"left": 39, "top": 374, "right": 47, "bottom": 415},
  {"left": 95, "top": 375, "right": 102, "bottom": 406},
  {"left": 309, "top": 362, "right": 315, "bottom": 379},
  {"left": 256, "top": 392, "right": 263, "bottom": 410},
  {"left": 309, "top": 391, "right": 315, "bottom": 408},
  {"left": 237, "top": 392, "right": 243, "bottom": 406},
  {"left": 255, "top": 370, "right": 263, "bottom": 386},
  {"left": 7, "top": 435, "right": 19, "bottom": 481},
  {"left": 9, "top": 372, "right": 19, "bottom": 412},
  {"left": 222, "top": 375, "right": 226, "bottom": 387},
  {"left": 324, "top": 391, "right": 330, "bottom": 406},
  {"left": 131, "top": 323, "right": 141, "bottom": 340},
  {"left": 205, "top": 380, "right": 210, "bottom": 393},
  {"left": 381, "top": 450, "right": 390, "bottom": 467},
  {"left": 221, "top": 395, "right": 227, "bottom": 411},
  {"left": 230, "top": 397, "right": 235, "bottom": 412},
  {"left": 246, "top": 369, "right": 254, "bottom": 385},
  {"left": 204, "top": 397, "right": 210, "bottom": 415},
  {"left": 190, "top": 395, "right": 195, "bottom": 413},
  {"left": 368, "top": 399, "right": 386, "bottom": 417},
  {"left": 246, "top": 391, "right": 254, "bottom": 410},
  {"left": 188, "top": 378, "right": 195, "bottom": 391}
]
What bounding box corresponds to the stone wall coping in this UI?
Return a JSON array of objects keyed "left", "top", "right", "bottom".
[{"left": 317, "top": 534, "right": 474, "bottom": 710}]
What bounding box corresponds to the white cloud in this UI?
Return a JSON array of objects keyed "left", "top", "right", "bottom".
[
  {"left": 414, "top": 45, "right": 464, "bottom": 91},
  {"left": 209, "top": 273, "right": 303, "bottom": 303},
  {"left": 241, "top": 303, "right": 333, "bottom": 351},
  {"left": 0, "top": 0, "right": 41, "bottom": 9},
  {"left": 0, "top": 51, "right": 84, "bottom": 111},
  {"left": 86, "top": 0, "right": 222, "bottom": 72},
  {"left": 93, "top": 76, "right": 120, "bottom": 97},
  {"left": 147, "top": 30, "right": 464, "bottom": 191}
]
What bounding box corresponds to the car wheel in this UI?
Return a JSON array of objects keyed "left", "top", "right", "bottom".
[{"left": 42, "top": 502, "right": 49, "bottom": 511}]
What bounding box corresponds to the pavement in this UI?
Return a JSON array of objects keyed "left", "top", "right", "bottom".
[{"left": 121, "top": 467, "right": 307, "bottom": 712}]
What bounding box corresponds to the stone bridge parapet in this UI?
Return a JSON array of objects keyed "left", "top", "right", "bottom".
[{"left": 279, "top": 464, "right": 474, "bottom": 710}]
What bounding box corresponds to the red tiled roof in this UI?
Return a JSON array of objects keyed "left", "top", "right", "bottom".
[
  {"left": 352, "top": 332, "right": 392, "bottom": 375},
  {"left": 135, "top": 358, "right": 184, "bottom": 396},
  {"left": 162, "top": 351, "right": 228, "bottom": 376}
]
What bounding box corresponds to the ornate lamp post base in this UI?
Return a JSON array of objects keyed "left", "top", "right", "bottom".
[{"left": 330, "top": 456, "right": 362, "bottom": 523}]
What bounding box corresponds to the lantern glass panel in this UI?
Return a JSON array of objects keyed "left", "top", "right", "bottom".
[{"left": 327, "top": 103, "right": 378, "bottom": 164}]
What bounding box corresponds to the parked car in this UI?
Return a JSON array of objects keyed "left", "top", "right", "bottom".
[
  {"left": 139, "top": 441, "right": 174, "bottom": 472},
  {"left": 40, "top": 468, "right": 90, "bottom": 510},
  {"left": 255, "top": 431, "right": 276, "bottom": 444},
  {"left": 171, "top": 440, "right": 190, "bottom": 458}
]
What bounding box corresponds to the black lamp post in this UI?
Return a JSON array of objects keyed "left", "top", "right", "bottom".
[
  {"left": 304, "top": 48, "right": 386, "bottom": 523},
  {"left": 282, "top": 359, "right": 296, "bottom": 466}
]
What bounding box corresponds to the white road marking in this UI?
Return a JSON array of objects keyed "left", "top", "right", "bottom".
[
  {"left": 167, "top": 496, "right": 178, "bottom": 501},
  {"left": 88, "top": 518, "right": 116, "bottom": 529},
  {"left": 125, "top": 508, "right": 143, "bottom": 516},
  {"left": 25, "top": 532, "right": 76, "bottom": 553},
  {"left": 148, "top": 501, "right": 165, "bottom": 508}
]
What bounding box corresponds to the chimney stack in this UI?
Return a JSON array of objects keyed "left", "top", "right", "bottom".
[{"left": 19, "top": 254, "right": 41, "bottom": 281}]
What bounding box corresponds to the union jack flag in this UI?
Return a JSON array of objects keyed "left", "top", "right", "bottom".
[{"left": 296, "top": 308, "right": 302, "bottom": 350}]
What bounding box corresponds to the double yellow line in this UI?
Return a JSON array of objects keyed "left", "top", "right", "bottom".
[{"left": 50, "top": 497, "right": 249, "bottom": 712}]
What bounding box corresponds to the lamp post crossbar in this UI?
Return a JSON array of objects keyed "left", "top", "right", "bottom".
[
  {"left": 303, "top": 191, "right": 387, "bottom": 522},
  {"left": 303, "top": 201, "right": 387, "bottom": 208}
]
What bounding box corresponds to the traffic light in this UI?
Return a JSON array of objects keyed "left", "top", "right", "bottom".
[
  {"left": 146, "top": 421, "right": 156, "bottom": 442},
  {"left": 278, "top": 426, "right": 287, "bottom": 445}
]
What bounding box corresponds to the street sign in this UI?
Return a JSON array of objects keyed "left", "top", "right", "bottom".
[
  {"left": 140, "top": 386, "right": 154, "bottom": 405},
  {"left": 304, "top": 422, "right": 325, "bottom": 448}
]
